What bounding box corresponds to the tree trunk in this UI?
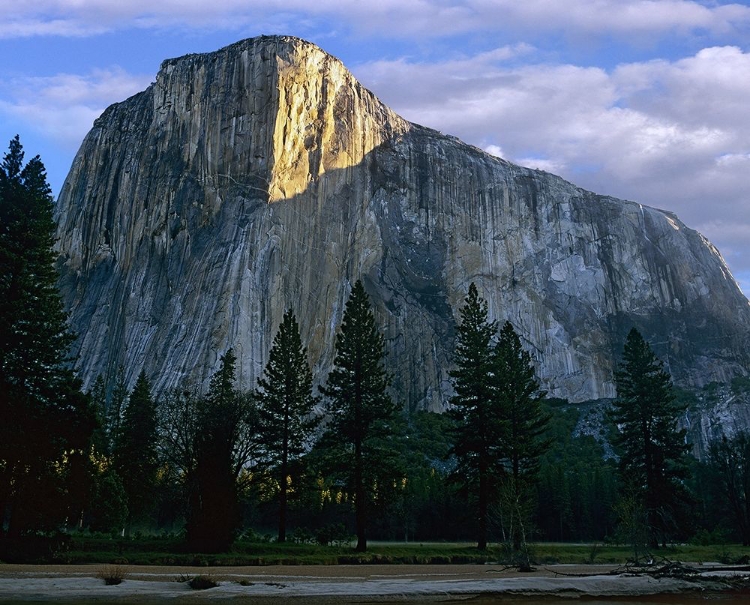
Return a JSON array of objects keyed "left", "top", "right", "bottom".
[
  {"left": 6, "top": 468, "right": 26, "bottom": 539},
  {"left": 278, "top": 455, "right": 288, "bottom": 543},
  {"left": 354, "top": 366, "right": 367, "bottom": 553},
  {"left": 355, "top": 436, "right": 367, "bottom": 552},
  {"left": 478, "top": 469, "right": 487, "bottom": 550},
  {"left": 513, "top": 456, "right": 522, "bottom": 552}
]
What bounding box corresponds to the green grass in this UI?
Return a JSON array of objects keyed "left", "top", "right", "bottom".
[
  {"left": 527, "top": 543, "right": 750, "bottom": 566},
  {"left": 11, "top": 535, "right": 749, "bottom": 566}
]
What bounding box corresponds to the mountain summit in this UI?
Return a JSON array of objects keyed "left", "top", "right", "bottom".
[{"left": 55, "top": 35, "right": 750, "bottom": 408}]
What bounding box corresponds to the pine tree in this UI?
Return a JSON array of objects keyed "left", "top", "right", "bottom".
[
  {"left": 0, "top": 136, "right": 95, "bottom": 537},
  {"left": 493, "top": 321, "right": 550, "bottom": 553},
  {"left": 320, "top": 280, "right": 397, "bottom": 552},
  {"left": 255, "top": 310, "right": 319, "bottom": 542},
  {"left": 707, "top": 432, "right": 750, "bottom": 546},
  {"left": 88, "top": 375, "right": 109, "bottom": 455},
  {"left": 448, "top": 286, "right": 548, "bottom": 553},
  {"left": 187, "top": 349, "right": 259, "bottom": 552},
  {"left": 107, "top": 366, "right": 128, "bottom": 454},
  {"left": 610, "top": 328, "right": 689, "bottom": 548},
  {"left": 447, "top": 283, "right": 501, "bottom": 550},
  {"left": 113, "top": 371, "right": 159, "bottom": 532}
]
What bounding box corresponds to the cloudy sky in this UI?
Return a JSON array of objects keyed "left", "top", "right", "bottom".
[{"left": 1, "top": 0, "right": 748, "bottom": 296}]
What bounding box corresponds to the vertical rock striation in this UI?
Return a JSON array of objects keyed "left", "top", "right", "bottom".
[{"left": 55, "top": 35, "right": 750, "bottom": 410}]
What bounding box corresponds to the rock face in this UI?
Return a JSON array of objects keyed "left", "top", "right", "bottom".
[{"left": 55, "top": 35, "right": 750, "bottom": 410}]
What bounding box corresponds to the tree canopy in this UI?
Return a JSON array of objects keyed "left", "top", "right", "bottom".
[
  {"left": 611, "top": 327, "right": 689, "bottom": 548},
  {"left": 187, "top": 349, "right": 259, "bottom": 552},
  {"left": 0, "top": 136, "right": 95, "bottom": 537},
  {"left": 320, "top": 280, "right": 398, "bottom": 552},
  {"left": 113, "top": 371, "right": 159, "bottom": 532},
  {"left": 448, "top": 284, "right": 548, "bottom": 553},
  {"left": 493, "top": 320, "right": 550, "bottom": 552},
  {"left": 255, "top": 309, "right": 319, "bottom": 542},
  {"left": 448, "top": 283, "right": 501, "bottom": 550}
]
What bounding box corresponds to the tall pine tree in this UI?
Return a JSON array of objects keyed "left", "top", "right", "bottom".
[
  {"left": 611, "top": 328, "right": 689, "bottom": 548},
  {"left": 320, "top": 280, "right": 397, "bottom": 552},
  {"left": 113, "top": 371, "right": 159, "bottom": 533},
  {"left": 449, "top": 286, "right": 548, "bottom": 553},
  {"left": 493, "top": 321, "right": 550, "bottom": 553},
  {"left": 187, "top": 350, "right": 259, "bottom": 552},
  {"left": 255, "top": 310, "right": 319, "bottom": 542},
  {"left": 448, "top": 283, "right": 502, "bottom": 550},
  {"left": 0, "top": 136, "right": 95, "bottom": 537},
  {"left": 707, "top": 432, "right": 750, "bottom": 546}
]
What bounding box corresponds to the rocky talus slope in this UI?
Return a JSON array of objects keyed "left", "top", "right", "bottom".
[{"left": 55, "top": 35, "right": 750, "bottom": 412}]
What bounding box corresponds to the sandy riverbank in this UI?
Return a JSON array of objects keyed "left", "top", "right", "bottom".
[{"left": 0, "top": 563, "right": 746, "bottom": 602}]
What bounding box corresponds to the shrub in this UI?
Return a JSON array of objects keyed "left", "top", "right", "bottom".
[
  {"left": 292, "top": 527, "right": 315, "bottom": 544},
  {"left": 189, "top": 575, "right": 219, "bottom": 590},
  {"left": 691, "top": 528, "right": 729, "bottom": 546},
  {"left": 97, "top": 564, "right": 127, "bottom": 585},
  {"left": 315, "top": 523, "right": 352, "bottom": 547}
]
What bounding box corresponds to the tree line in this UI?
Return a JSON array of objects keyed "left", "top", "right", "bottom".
[{"left": 2, "top": 137, "right": 750, "bottom": 558}]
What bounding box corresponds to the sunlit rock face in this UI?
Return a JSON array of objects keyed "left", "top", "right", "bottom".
[{"left": 55, "top": 35, "right": 750, "bottom": 410}]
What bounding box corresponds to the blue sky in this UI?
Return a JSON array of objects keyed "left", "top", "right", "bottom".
[{"left": 1, "top": 0, "right": 749, "bottom": 297}]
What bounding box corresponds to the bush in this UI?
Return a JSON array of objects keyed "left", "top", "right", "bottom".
[
  {"left": 97, "top": 564, "right": 128, "bottom": 585},
  {"left": 292, "top": 527, "right": 315, "bottom": 544},
  {"left": 189, "top": 575, "right": 219, "bottom": 590},
  {"left": 315, "top": 523, "right": 352, "bottom": 547},
  {"left": 691, "top": 528, "right": 730, "bottom": 546}
]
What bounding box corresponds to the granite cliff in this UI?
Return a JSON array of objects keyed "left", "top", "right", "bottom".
[{"left": 55, "top": 35, "right": 750, "bottom": 412}]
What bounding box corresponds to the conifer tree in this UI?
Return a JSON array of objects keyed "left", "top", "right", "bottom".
[
  {"left": 320, "top": 280, "right": 397, "bottom": 552},
  {"left": 113, "top": 371, "right": 159, "bottom": 532},
  {"left": 493, "top": 321, "right": 550, "bottom": 552},
  {"left": 107, "top": 366, "right": 128, "bottom": 454},
  {"left": 707, "top": 432, "right": 750, "bottom": 546},
  {"left": 448, "top": 283, "right": 501, "bottom": 550},
  {"left": 88, "top": 375, "right": 109, "bottom": 455},
  {"left": 255, "top": 310, "right": 319, "bottom": 542},
  {"left": 0, "top": 136, "right": 95, "bottom": 537},
  {"left": 187, "top": 349, "right": 259, "bottom": 552},
  {"left": 611, "top": 328, "right": 689, "bottom": 548},
  {"left": 448, "top": 286, "right": 549, "bottom": 553}
]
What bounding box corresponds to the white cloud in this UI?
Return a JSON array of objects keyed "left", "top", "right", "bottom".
[
  {"left": 0, "top": 68, "right": 152, "bottom": 148},
  {"left": 517, "top": 157, "right": 568, "bottom": 174},
  {"left": 0, "top": 19, "right": 111, "bottom": 38},
  {"left": 478, "top": 0, "right": 750, "bottom": 36},
  {"left": 0, "top": 0, "right": 748, "bottom": 40}
]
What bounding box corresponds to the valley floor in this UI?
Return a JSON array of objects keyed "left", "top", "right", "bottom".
[{"left": 0, "top": 563, "right": 748, "bottom": 602}]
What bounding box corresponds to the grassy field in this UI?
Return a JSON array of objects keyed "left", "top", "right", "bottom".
[{"left": 28, "top": 537, "right": 747, "bottom": 566}]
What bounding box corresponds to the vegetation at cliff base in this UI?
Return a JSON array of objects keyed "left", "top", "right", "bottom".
[
  {"left": 448, "top": 283, "right": 550, "bottom": 560},
  {"left": 318, "top": 280, "right": 399, "bottom": 552},
  {"left": 255, "top": 309, "right": 319, "bottom": 543},
  {"left": 610, "top": 328, "right": 690, "bottom": 552},
  {"left": 0, "top": 136, "right": 97, "bottom": 540},
  {"left": 3, "top": 137, "right": 750, "bottom": 566}
]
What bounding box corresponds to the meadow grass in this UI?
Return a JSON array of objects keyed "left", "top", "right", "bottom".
[{"left": 40, "top": 536, "right": 750, "bottom": 566}]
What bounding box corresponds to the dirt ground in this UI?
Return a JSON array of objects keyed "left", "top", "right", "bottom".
[
  {"left": 0, "top": 562, "right": 623, "bottom": 580},
  {"left": 2, "top": 562, "right": 745, "bottom": 602}
]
